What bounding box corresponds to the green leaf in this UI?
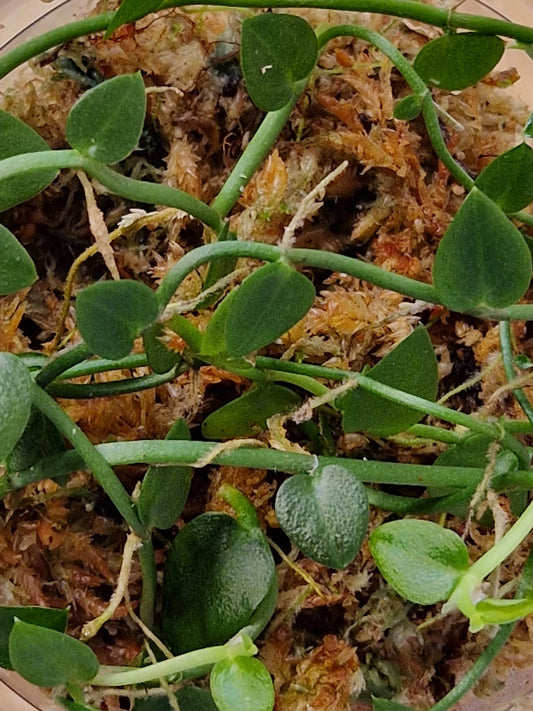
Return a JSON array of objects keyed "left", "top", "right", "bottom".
[
  {"left": 161, "top": 509, "right": 277, "bottom": 653},
  {"left": 275, "top": 464, "right": 369, "bottom": 569},
  {"left": 475, "top": 143, "right": 533, "bottom": 213},
  {"left": 372, "top": 699, "right": 414, "bottom": 711},
  {"left": 142, "top": 321, "right": 182, "bottom": 374},
  {"left": 5, "top": 408, "right": 66, "bottom": 476},
  {"left": 340, "top": 327, "right": 438, "bottom": 436},
  {"left": 0, "top": 110, "right": 57, "bottom": 211},
  {"left": 433, "top": 189, "right": 532, "bottom": 312},
  {"left": 138, "top": 419, "right": 193, "bottom": 530},
  {"left": 0, "top": 606, "right": 67, "bottom": 669},
  {"left": 66, "top": 73, "right": 146, "bottom": 164},
  {"left": 241, "top": 13, "right": 318, "bottom": 111},
  {"left": 413, "top": 33, "right": 504, "bottom": 91},
  {"left": 133, "top": 687, "right": 218, "bottom": 711},
  {"left": 105, "top": 0, "right": 166, "bottom": 38},
  {"left": 475, "top": 595, "right": 533, "bottom": 626},
  {"left": 369, "top": 519, "right": 469, "bottom": 605},
  {"left": 0, "top": 224, "right": 37, "bottom": 294},
  {"left": 0, "top": 353, "right": 32, "bottom": 462},
  {"left": 393, "top": 95, "right": 423, "bottom": 121},
  {"left": 210, "top": 657, "right": 275, "bottom": 711},
  {"left": 9, "top": 620, "right": 99, "bottom": 687},
  {"left": 202, "top": 262, "right": 315, "bottom": 358},
  {"left": 202, "top": 383, "right": 300, "bottom": 440},
  {"left": 76, "top": 280, "right": 159, "bottom": 360}
]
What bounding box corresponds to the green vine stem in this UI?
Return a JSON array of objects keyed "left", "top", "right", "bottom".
[
  {"left": 2, "top": 0, "right": 533, "bottom": 83},
  {"left": 30, "top": 384, "right": 146, "bottom": 538},
  {"left": 500, "top": 321, "right": 533, "bottom": 424},
  {"left": 0, "top": 151, "right": 224, "bottom": 234},
  {"left": 93, "top": 633, "right": 257, "bottom": 686},
  {"left": 35, "top": 343, "right": 93, "bottom": 388},
  {"left": 4, "top": 439, "right": 523, "bottom": 496},
  {"left": 46, "top": 366, "right": 181, "bottom": 399},
  {"left": 57, "top": 353, "right": 150, "bottom": 379}
]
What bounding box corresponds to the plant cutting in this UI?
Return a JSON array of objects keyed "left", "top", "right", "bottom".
[{"left": 2, "top": 0, "right": 533, "bottom": 709}]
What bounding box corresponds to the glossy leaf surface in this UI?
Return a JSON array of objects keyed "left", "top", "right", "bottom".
[
  {"left": 9, "top": 620, "right": 99, "bottom": 687},
  {"left": 161, "top": 510, "right": 276, "bottom": 653},
  {"left": 138, "top": 419, "right": 192, "bottom": 530},
  {"left": 210, "top": 657, "right": 275, "bottom": 711},
  {"left": 433, "top": 189, "right": 532, "bottom": 312},
  {"left": 76, "top": 280, "right": 159, "bottom": 360},
  {"left": 369, "top": 520, "right": 469, "bottom": 605},
  {"left": 0, "top": 110, "right": 57, "bottom": 211},
  {"left": 474, "top": 143, "right": 533, "bottom": 213},
  {"left": 413, "top": 33, "right": 504, "bottom": 91},
  {"left": 275, "top": 464, "right": 369, "bottom": 569},
  {"left": 241, "top": 13, "right": 318, "bottom": 111},
  {"left": 340, "top": 327, "right": 438, "bottom": 436},
  {"left": 202, "top": 383, "right": 300, "bottom": 439},
  {"left": 0, "top": 353, "right": 32, "bottom": 462},
  {"left": 202, "top": 262, "right": 315, "bottom": 357},
  {"left": 0, "top": 224, "right": 37, "bottom": 295},
  {"left": 66, "top": 73, "right": 146, "bottom": 164},
  {"left": 0, "top": 606, "right": 67, "bottom": 669}
]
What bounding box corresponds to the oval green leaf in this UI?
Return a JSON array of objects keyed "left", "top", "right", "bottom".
[
  {"left": 0, "top": 110, "right": 57, "bottom": 211},
  {"left": 66, "top": 73, "right": 146, "bottom": 164},
  {"left": 433, "top": 189, "right": 532, "bottom": 312},
  {"left": 340, "top": 327, "right": 438, "bottom": 436},
  {"left": 393, "top": 94, "right": 423, "bottom": 121},
  {"left": 275, "top": 464, "right": 369, "bottom": 569},
  {"left": 9, "top": 620, "right": 99, "bottom": 687},
  {"left": 241, "top": 13, "right": 318, "bottom": 111},
  {"left": 475, "top": 143, "right": 533, "bottom": 213},
  {"left": 210, "top": 657, "right": 275, "bottom": 711},
  {"left": 0, "top": 353, "right": 32, "bottom": 462},
  {"left": 161, "top": 511, "right": 276, "bottom": 653},
  {"left": 202, "top": 262, "right": 315, "bottom": 358},
  {"left": 138, "top": 419, "right": 193, "bottom": 530},
  {"left": 369, "top": 519, "right": 469, "bottom": 605},
  {"left": 0, "top": 224, "right": 37, "bottom": 295},
  {"left": 76, "top": 279, "right": 159, "bottom": 360},
  {"left": 0, "top": 606, "right": 67, "bottom": 670},
  {"left": 202, "top": 383, "right": 300, "bottom": 440},
  {"left": 413, "top": 33, "right": 504, "bottom": 91}
]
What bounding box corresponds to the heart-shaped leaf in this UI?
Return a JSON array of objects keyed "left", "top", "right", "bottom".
[
  {"left": 241, "top": 13, "right": 318, "bottom": 111},
  {"left": 433, "top": 189, "right": 532, "bottom": 312},
  {"left": 340, "top": 327, "right": 438, "bottom": 436},
  {"left": 369, "top": 519, "right": 469, "bottom": 605},
  {"left": 105, "top": 0, "right": 166, "bottom": 38},
  {"left": 210, "top": 657, "right": 275, "bottom": 711},
  {"left": 475, "top": 143, "right": 533, "bottom": 213},
  {"left": 66, "top": 73, "right": 146, "bottom": 164},
  {"left": 9, "top": 620, "right": 99, "bottom": 687},
  {"left": 413, "top": 33, "right": 504, "bottom": 91},
  {"left": 202, "top": 262, "right": 315, "bottom": 358},
  {"left": 76, "top": 280, "right": 158, "bottom": 360},
  {"left": 0, "top": 606, "right": 67, "bottom": 669},
  {"left": 0, "top": 110, "right": 57, "bottom": 211},
  {"left": 0, "top": 224, "right": 37, "bottom": 294},
  {"left": 202, "top": 383, "right": 300, "bottom": 440},
  {"left": 0, "top": 353, "right": 32, "bottom": 462},
  {"left": 138, "top": 419, "right": 192, "bottom": 530},
  {"left": 275, "top": 464, "right": 369, "bottom": 569},
  {"left": 161, "top": 508, "right": 276, "bottom": 653}
]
